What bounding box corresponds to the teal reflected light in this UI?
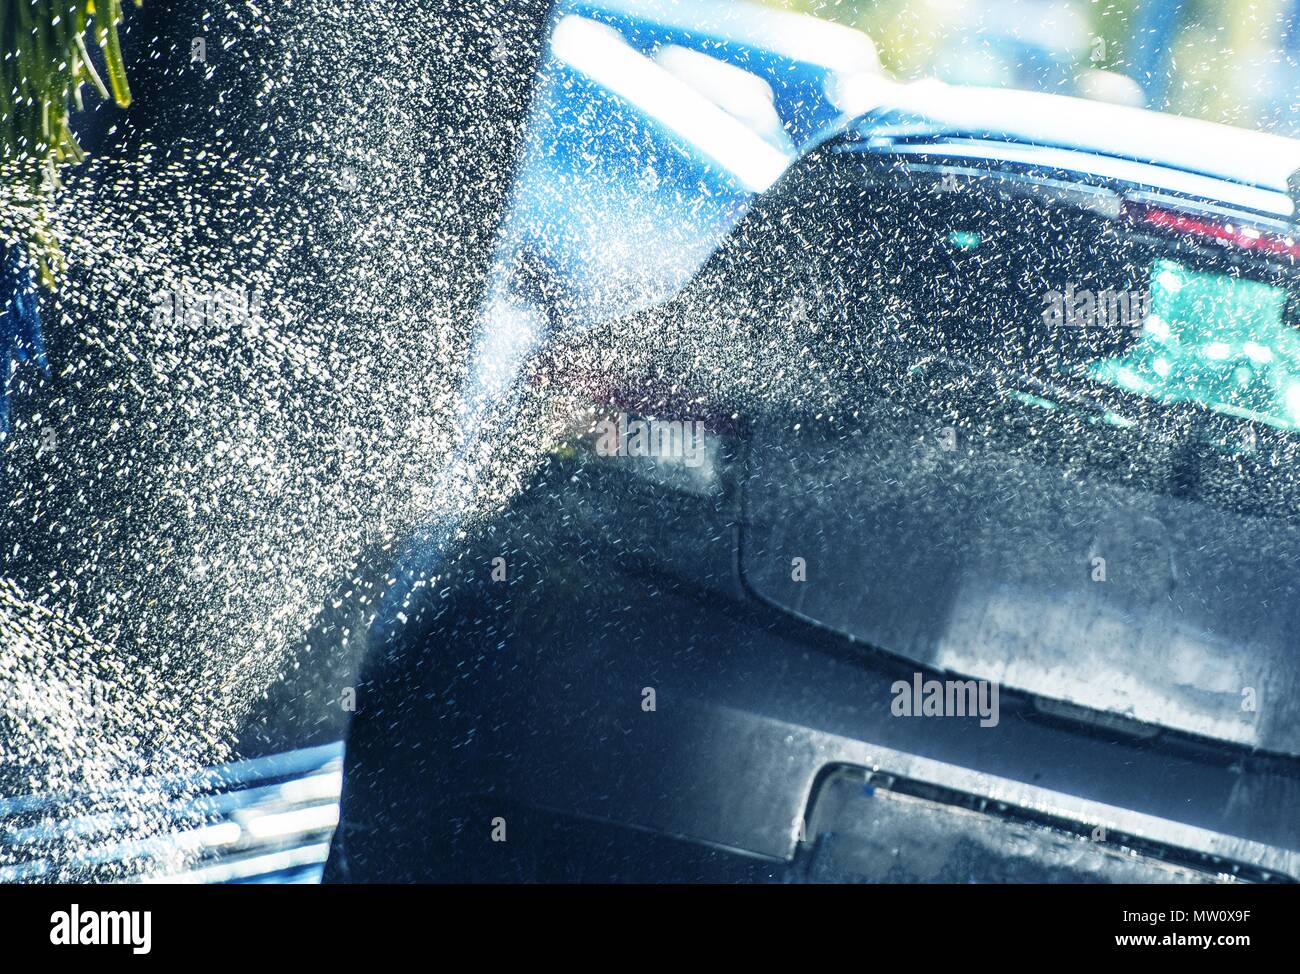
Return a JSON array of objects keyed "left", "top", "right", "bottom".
[{"left": 1089, "top": 258, "right": 1300, "bottom": 430}]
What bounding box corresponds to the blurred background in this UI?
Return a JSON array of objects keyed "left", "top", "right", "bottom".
[{"left": 766, "top": 0, "right": 1300, "bottom": 132}]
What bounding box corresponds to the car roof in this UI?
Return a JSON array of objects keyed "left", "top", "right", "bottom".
[
  {"left": 573, "top": 0, "right": 881, "bottom": 75},
  {"left": 837, "top": 79, "right": 1300, "bottom": 210}
]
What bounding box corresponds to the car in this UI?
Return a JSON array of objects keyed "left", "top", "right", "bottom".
[{"left": 324, "top": 85, "right": 1300, "bottom": 882}]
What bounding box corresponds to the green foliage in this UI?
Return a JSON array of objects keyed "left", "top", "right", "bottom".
[{"left": 0, "top": 1, "right": 139, "bottom": 284}]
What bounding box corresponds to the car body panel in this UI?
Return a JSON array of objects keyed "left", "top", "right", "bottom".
[
  {"left": 837, "top": 79, "right": 1300, "bottom": 200},
  {"left": 327, "top": 445, "right": 1300, "bottom": 881},
  {"left": 329, "top": 88, "right": 1300, "bottom": 884}
]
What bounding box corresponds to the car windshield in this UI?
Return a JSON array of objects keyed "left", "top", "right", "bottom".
[
  {"left": 728, "top": 151, "right": 1300, "bottom": 755},
  {"left": 814, "top": 161, "right": 1300, "bottom": 429}
]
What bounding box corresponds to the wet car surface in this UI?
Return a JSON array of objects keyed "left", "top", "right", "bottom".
[{"left": 327, "top": 92, "right": 1300, "bottom": 882}]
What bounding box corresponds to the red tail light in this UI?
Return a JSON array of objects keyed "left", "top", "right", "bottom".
[{"left": 1126, "top": 201, "right": 1300, "bottom": 261}]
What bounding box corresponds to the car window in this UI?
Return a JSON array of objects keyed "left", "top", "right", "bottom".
[{"left": 730, "top": 148, "right": 1300, "bottom": 753}]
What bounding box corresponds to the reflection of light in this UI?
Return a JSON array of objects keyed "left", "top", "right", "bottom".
[
  {"left": 1244, "top": 341, "right": 1274, "bottom": 364},
  {"left": 587, "top": 0, "right": 880, "bottom": 75},
  {"left": 551, "top": 16, "right": 791, "bottom": 192},
  {"left": 178, "top": 822, "right": 242, "bottom": 850},
  {"left": 1152, "top": 356, "right": 1170, "bottom": 378},
  {"left": 242, "top": 803, "right": 339, "bottom": 841},
  {"left": 1155, "top": 269, "right": 1183, "bottom": 292},
  {"left": 1143, "top": 314, "right": 1170, "bottom": 340},
  {"left": 654, "top": 45, "right": 794, "bottom": 154},
  {"left": 144, "top": 843, "right": 332, "bottom": 885},
  {"left": 1115, "top": 366, "right": 1148, "bottom": 391},
  {"left": 837, "top": 81, "right": 1300, "bottom": 198},
  {"left": 1286, "top": 382, "right": 1300, "bottom": 424},
  {"left": 1204, "top": 342, "right": 1231, "bottom": 361}
]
